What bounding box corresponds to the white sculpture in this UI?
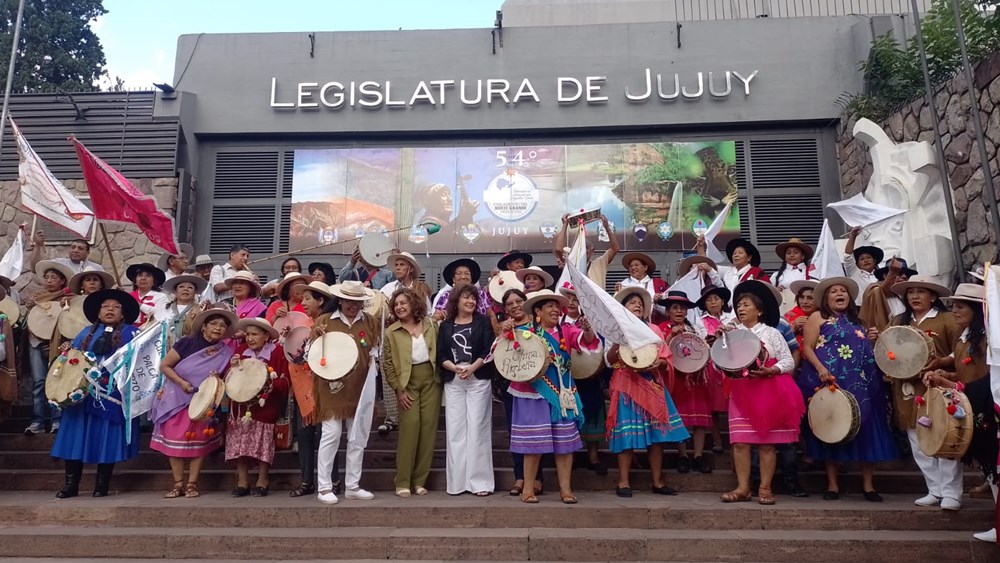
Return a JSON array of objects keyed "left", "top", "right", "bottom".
[{"left": 851, "top": 118, "right": 955, "bottom": 287}]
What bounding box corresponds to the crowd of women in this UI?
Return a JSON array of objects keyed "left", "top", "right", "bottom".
[{"left": 1, "top": 217, "right": 998, "bottom": 542}]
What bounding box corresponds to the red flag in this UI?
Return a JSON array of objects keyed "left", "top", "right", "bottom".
[{"left": 70, "top": 137, "right": 178, "bottom": 254}]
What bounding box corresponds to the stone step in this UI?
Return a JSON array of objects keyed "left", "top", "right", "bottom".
[
  {"left": 0, "top": 467, "right": 981, "bottom": 494},
  {"left": 0, "top": 491, "right": 990, "bottom": 532},
  {"left": 0, "top": 526, "right": 993, "bottom": 561}
]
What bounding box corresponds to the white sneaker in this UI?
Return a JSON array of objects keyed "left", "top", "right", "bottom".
[
  {"left": 50, "top": 421, "right": 60, "bottom": 434},
  {"left": 974, "top": 528, "right": 997, "bottom": 542},
  {"left": 317, "top": 491, "right": 339, "bottom": 505},
  {"left": 23, "top": 422, "right": 45, "bottom": 435},
  {"left": 914, "top": 494, "right": 941, "bottom": 507},
  {"left": 940, "top": 497, "right": 962, "bottom": 511},
  {"left": 345, "top": 487, "right": 374, "bottom": 500}
]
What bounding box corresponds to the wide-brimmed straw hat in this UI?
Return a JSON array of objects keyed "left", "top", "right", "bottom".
[
  {"left": 677, "top": 255, "right": 717, "bottom": 276},
  {"left": 497, "top": 250, "right": 533, "bottom": 271},
  {"left": 83, "top": 289, "right": 140, "bottom": 325},
  {"left": 35, "top": 260, "right": 74, "bottom": 284},
  {"left": 942, "top": 283, "right": 983, "bottom": 304},
  {"left": 443, "top": 258, "right": 482, "bottom": 286},
  {"left": 614, "top": 286, "right": 653, "bottom": 320},
  {"left": 890, "top": 275, "right": 952, "bottom": 300},
  {"left": 557, "top": 280, "right": 577, "bottom": 297},
  {"left": 69, "top": 268, "right": 115, "bottom": 295},
  {"left": 813, "top": 277, "right": 859, "bottom": 304},
  {"left": 515, "top": 266, "right": 554, "bottom": 289},
  {"left": 775, "top": 238, "right": 815, "bottom": 261},
  {"left": 302, "top": 281, "right": 334, "bottom": 301},
  {"left": 235, "top": 317, "right": 279, "bottom": 340},
  {"left": 329, "top": 280, "right": 375, "bottom": 302},
  {"left": 225, "top": 270, "right": 262, "bottom": 297},
  {"left": 385, "top": 252, "right": 422, "bottom": 279},
  {"left": 190, "top": 307, "right": 239, "bottom": 338},
  {"left": 695, "top": 285, "right": 731, "bottom": 311},
  {"left": 656, "top": 290, "right": 696, "bottom": 309},
  {"left": 725, "top": 238, "right": 761, "bottom": 267},
  {"left": 161, "top": 274, "right": 208, "bottom": 295},
  {"left": 621, "top": 252, "right": 656, "bottom": 274},
  {"left": 276, "top": 272, "right": 313, "bottom": 299},
  {"left": 523, "top": 289, "right": 569, "bottom": 313},
  {"left": 193, "top": 254, "right": 214, "bottom": 267},
  {"left": 733, "top": 280, "right": 781, "bottom": 327},
  {"left": 156, "top": 242, "right": 195, "bottom": 272},
  {"left": 125, "top": 263, "right": 166, "bottom": 289},
  {"left": 789, "top": 279, "right": 819, "bottom": 297}
]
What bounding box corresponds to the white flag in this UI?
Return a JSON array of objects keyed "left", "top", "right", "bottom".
[
  {"left": 703, "top": 202, "right": 733, "bottom": 264},
  {"left": 556, "top": 221, "right": 590, "bottom": 291},
  {"left": 0, "top": 225, "right": 24, "bottom": 280},
  {"left": 566, "top": 255, "right": 661, "bottom": 350},
  {"left": 11, "top": 118, "right": 94, "bottom": 237},
  {"left": 108, "top": 322, "right": 168, "bottom": 434},
  {"left": 811, "top": 219, "right": 846, "bottom": 279},
  {"left": 827, "top": 193, "right": 905, "bottom": 229},
  {"left": 983, "top": 265, "right": 1000, "bottom": 405}
]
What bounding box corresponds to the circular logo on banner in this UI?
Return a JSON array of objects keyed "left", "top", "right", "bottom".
[
  {"left": 461, "top": 223, "right": 482, "bottom": 243},
  {"left": 657, "top": 221, "right": 673, "bottom": 241},
  {"left": 692, "top": 220, "right": 708, "bottom": 237},
  {"left": 483, "top": 169, "right": 539, "bottom": 221},
  {"left": 634, "top": 223, "right": 647, "bottom": 242}
]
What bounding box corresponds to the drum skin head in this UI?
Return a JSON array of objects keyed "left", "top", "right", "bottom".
[
  {"left": 359, "top": 233, "right": 393, "bottom": 268},
  {"left": 188, "top": 376, "right": 222, "bottom": 421},
  {"left": 283, "top": 326, "right": 313, "bottom": 365},
  {"left": 494, "top": 330, "right": 549, "bottom": 383},
  {"left": 917, "top": 387, "right": 974, "bottom": 459},
  {"left": 226, "top": 357, "right": 269, "bottom": 403},
  {"left": 308, "top": 332, "right": 360, "bottom": 381},
  {"left": 808, "top": 387, "right": 860, "bottom": 444},
  {"left": 58, "top": 295, "right": 89, "bottom": 340},
  {"left": 488, "top": 271, "right": 524, "bottom": 304},
  {"left": 710, "top": 329, "right": 761, "bottom": 371},
  {"left": 570, "top": 342, "right": 605, "bottom": 380},
  {"left": 874, "top": 326, "right": 931, "bottom": 379},
  {"left": 670, "top": 333, "right": 710, "bottom": 374}
]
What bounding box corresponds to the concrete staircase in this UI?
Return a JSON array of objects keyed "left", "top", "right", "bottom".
[{"left": 0, "top": 404, "right": 996, "bottom": 561}]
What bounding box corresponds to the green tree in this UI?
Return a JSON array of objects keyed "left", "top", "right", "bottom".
[{"left": 0, "top": 0, "right": 108, "bottom": 93}]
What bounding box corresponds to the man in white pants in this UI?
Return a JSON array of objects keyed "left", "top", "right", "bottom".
[
  {"left": 313, "top": 281, "right": 381, "bottom": 505},
  {"left": 908, "top": 429, "right": 964, "bottom": 510}
]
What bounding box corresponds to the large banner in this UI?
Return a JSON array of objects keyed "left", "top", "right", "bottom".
[{"left": 290, "top": 141, "right": 741, "bottom": 255}]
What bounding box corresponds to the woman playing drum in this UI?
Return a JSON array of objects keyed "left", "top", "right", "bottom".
[
  {"left": 49, "top": 268, "right": 115, "bottom": 363},
  {"left": 876, "top": 275, "right": 961, "bottom": 510},
  {"left": 698, "top": 285, "right": 733, "bottom": 454},
  {"left": 511, "top": 289, "right": 598, "bottom": 504},
  {"left": 24, "top": 260, "right": 73, "bottom": 435},
  {"left": 657, "top": 290, "right": 713, "bottom": 474},
  {"left": 607, "top": 287, "right": 689, "bottom": 498},
  {"left": 51, "top": 289, "right": 141, "bottom": 498},
  {"left": 920, "top": 284, "right": 994, "bottom": 538},
  {"left": 438, "top": 284, "right": 495, "bottom": 496},
  {"left": 225, "top": 318, "right": 289, "bottom": 497},
  {"left": 152, "top": 308, "right": 239, "bottom": 498},
  {"left": 799, "top": 277, "right": 897, "bottom": 502},
  {"left": 718, "top": 280, "right": 805, "bottom": 505},
  {"left": 383, "top": 287, "right": 441, "bottom": 497}
]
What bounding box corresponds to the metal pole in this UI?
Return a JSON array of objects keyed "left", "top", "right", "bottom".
[
  {"left": 949, "top": 0, "right": 1000, "bottom": 262},
  {"left": 0, "top": 0, "right": 26, "bottom": 160},
  {"left": 910, "top": 0, "right": 966, "bottom": 287}
]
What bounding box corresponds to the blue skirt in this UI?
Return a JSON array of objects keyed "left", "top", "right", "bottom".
[
  {"left": 608, "top": 393, "right": 690, "bottom": 454},
  {"left": 51, "top": 401, "right": 140, "bottom": 464}
]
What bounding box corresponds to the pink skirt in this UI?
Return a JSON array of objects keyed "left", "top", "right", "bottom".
[
  {"left": 150, "top": 409, "right": 222, "bottom": 458},
  {"left": 225, "top": 417, "right": 276, "bottom": 465},
  {"left": 727, "top": 375, "right": 804, "bottom": 445},
  {"left": 706, "top": 364, "right": 728, "bottom": 412},
  {"left": 672, "top": 376, "right": 713, "bottom": 428}
]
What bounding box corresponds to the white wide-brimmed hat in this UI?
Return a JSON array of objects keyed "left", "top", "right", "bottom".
[
  {"left": 523, "top": 289, "right": 569, "bottom": 314},
  {"left": 329, "top": 280, "right": 375, "bottom": 302},
  {"left": 614, "top": 286, "right": 652, "bottom": 320},
  {"left": 890, "top": 275, "right": 952, "bottom": 300}
]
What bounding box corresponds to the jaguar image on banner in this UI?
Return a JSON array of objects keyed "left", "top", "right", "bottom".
[{"left": 288, "top": 141, "right": 741, "bottom": 254}]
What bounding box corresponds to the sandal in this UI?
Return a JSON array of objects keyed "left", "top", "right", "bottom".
[
  {"left": 560, "top": 492, "right": 578, "bottom": 504},
  {"left": 290, "top": 483, "right": 314, "bottom": 497},
  {"left": 534, "top": 481, "right": 544, "bottom": 496},
  {"left": 720, "top": 489, "right": 752, "bottom": 503},
  {"left": 184, "top": 482, "right": 200, "bottom": 498},
  {"left": 414, "top": 486, "right": 428, "bottom": 496},
  {"left": 757, "top": 486, "right": 775, "bottom": 506},
  {"left": 396, "top": 488, "right": 412, "bottom": 498},
  {"left": 520, "top": 494, "right": 539, "bottom": 504},
  {"left": 475, "top": 491, "right": 492, "bottom": 497},
  {"left": 509, "top": 481, "right": 524, "bottom": 496},
  {"left": 164, "top": 481, "right": 184, "bottom": 499}
]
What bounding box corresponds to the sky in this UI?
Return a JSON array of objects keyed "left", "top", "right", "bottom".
[{"left": 97, "top": 0, "right": 505, "bottom": 89}]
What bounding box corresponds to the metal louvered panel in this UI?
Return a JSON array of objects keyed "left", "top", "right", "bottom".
[
  {"left": 748, "top": 139, "right": 820, "bottom": 189},
  {"left": 738, "top": 195, "right": 751, "bottom": 240},
  {"left": 281, "top": 151, "right": 295, "bottom": 199},
  {"left": 213, "top": 152, "right": 280, "bottom": 198},
  {"left": 733, "top": 140, "right": 746, "bottom": 190},
  {"left": 0, "top": 91, "right": 178, "bottom": 179},
  {"left": 210, "top": 206, "right": 277, "bottom": 254},
  {"left": 279, "top": 204, "right": 291, "bottom": 253},
  {"left": 749, "top": 193, "right": 824, "bottom": 248}
]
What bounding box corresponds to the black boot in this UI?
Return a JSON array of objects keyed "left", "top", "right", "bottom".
[
  {"left": 93, "top": 463, "right": 114, "bottom": 497},
  {"left": 56, "top": 459, "right": 83, "bottom": 499}
]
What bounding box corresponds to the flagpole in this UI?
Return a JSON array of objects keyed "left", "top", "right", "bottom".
[
  {"left": 0, "top": 0, "right": 27, "bottom": 161},
  {"left": 98, "top": 223, "right": 122, "bottom": 289}
]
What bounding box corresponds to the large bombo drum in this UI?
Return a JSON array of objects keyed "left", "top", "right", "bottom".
[
  {"left": 57, "top": 295, "right": 89, "bottom": 340},
  {"left": 916, "top": 387, "right": 974, "bottom": 459},
  {"left": 619, "top": 344, "right": 660, "bottom": 371},
  {"left": 359, "top": 232, "right": 393, "bottom": 268},
  {"left": 807, "top": 386, "right": 861, "bottom": 444},
  {"left": 226, "top": 357, "right": 269, "bottom": 403},
  {"left": 188, "top": 375, "right": 225, "bottom": 422},
  {"left": 710, "top": 329, "right": 764, "bottom": 378},
  {"left": 0, "top": 297, "right": 20, "bottom": 325},
  {"left": 273, "top": 312, "right": 311, "bottom": 343},
  {"left": 364, "top": 291, "right": 387, "bottom": 320},
  {"left": 488, "top": 271, "right": 524, "bottom": 304},
  {"left": 570, "top": 341, "right": 605, "bottom": 380},
  {"left": 669, "top": 333, "right": 710, "bottom": 374},
  {"left": 308, "top": 332, "right": 360, "bottom": 382},
  {"left": 283, "top": 326, "right": 313, "bottom": 365},
  {"left": 27, "top": 301, "right": 61, "bottom": 340},
  {"left": 874, "top": 326, "right": 932, "bottom": 379},
  {"left": 45, "top": 349, "right": 95, "bottom": 408},
  {"left": 494, "top": 330, "right": 550, "bottom": 383}
]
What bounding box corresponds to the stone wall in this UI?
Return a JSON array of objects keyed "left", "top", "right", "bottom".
[
  {"left": 837, "top": 52, "right": 1000, "bottom": 271},
  {"left": 0, "top": 177, "right": 179, "bottom": 296}
]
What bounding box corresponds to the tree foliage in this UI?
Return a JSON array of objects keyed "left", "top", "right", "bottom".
[
  {"left": 848, "top": 0, "right": 1000, "bottom": 120},
  {"left": 0, "top": 0, "right": 108, "bottom": 93}
]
